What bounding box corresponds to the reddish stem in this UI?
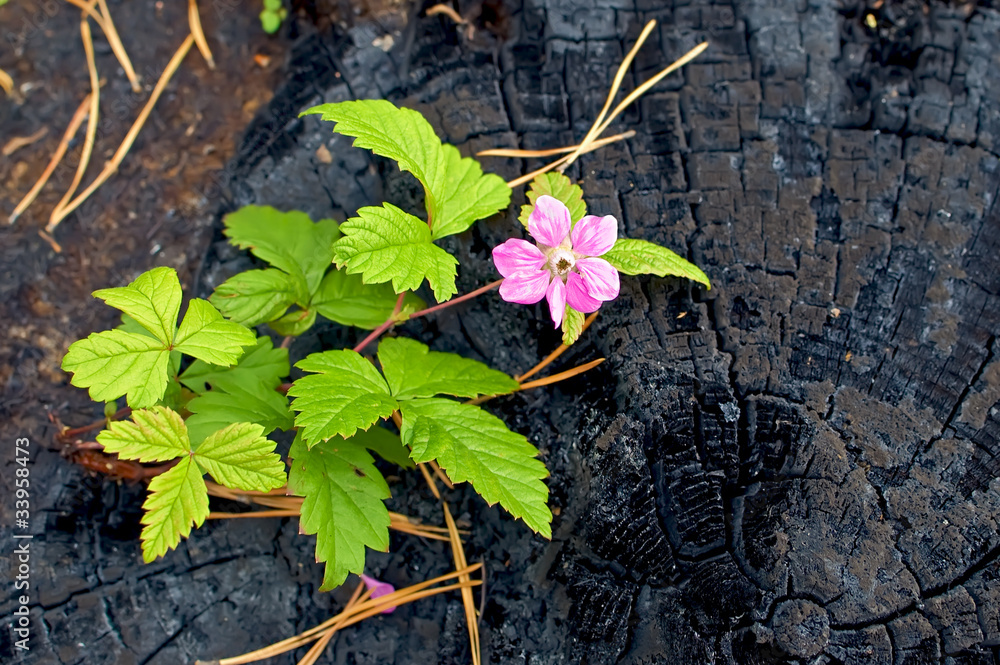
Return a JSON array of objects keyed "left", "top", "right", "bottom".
[
  {"left": 353, "top": 292, "right": 407, "bottom": 354},
  {"left": 407, "top": 279, "right": 503, "bottom": 320}
]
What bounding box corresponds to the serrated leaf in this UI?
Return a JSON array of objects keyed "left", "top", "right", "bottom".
[
  {"left": 289, "top": 350, "right": 398, "bottom": 446},
  {"left": 602, "top": 239, "right": 710, "bottom": 288},
  {"left": 209, "top": 269, "right": 297, "bottom": 327},
  {"left": 561, "top": 306, "right": 585, "bottom": 345},
  {"left": 186, "top": 374, "right": 293, "bottom": 443},
  {"left": 96, "top": 406, "right": 189, "bottom": 462},
  {"left": 349, "top": 426, "right": 415, "bottom": 469},
  {"left": 173, "top": 299, "right": 257, "bottom": 365},
  {"left": 140, "top": 456, "right": 209, "bottom": 562},
  {"left": 431, "top": 144, "right": 512, "bottom": 239},
  {"left": 179, "top": 336, "right": 289, "bottom": 394},
  {"left": 288, "top": 432, "right": 391, "bottom": 591},
  {"left": 93, "top": 267, "right": 181, "bottom": 345},
  {"left": 223, "top": 206, "right": 340, "bottom": 295},
  {"left": 333, "top": 204, "right": 458, "bottom": 302},
  {"left": 268, "top": 308, "right": 317, "bottom": 337},
  {"left": 518, "top": 172, "right": 587, "bottom": 229},
  {"left": 400, "top": 399, "right": 551, "bottom": 537},
  {"left": 311, "top": 269, "right": 425, "bottom": 330},
  {"left": 302, "top": 100, "right": 510, "bottom": 240},
  {"left": 377, "top": 337, "right": 518, "bottom": 400},
  {"left": 62, "top": 329, "right": 170, "bottom": 408},
  {"left": 193, "top": 422, "right": 286, "bottom": 491}
]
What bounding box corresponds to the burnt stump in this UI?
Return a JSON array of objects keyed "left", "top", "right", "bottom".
[{"left": 4, "top": 0, "right": 1000, "bottom": 663}]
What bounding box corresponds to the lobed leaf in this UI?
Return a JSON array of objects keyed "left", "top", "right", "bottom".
[
  {"left": 194, "top": 422, "right": 286, "bottom": 492},
  {"left": 93, "top": 266, "right": 181, "bottom": 345},
  {"left": 287, "top": 433, "right": 391, "bottom": 591},
  {"left": 302, "top": 100, "right": 510, "bottom": 240},
  {"left": 139, "top": 456, "right": 209, "bottom": 562},
  {"left": 185, "top": 374, "right": 293, "bottom": 444},
  {"left": 62, "top": 329, "right": 170, "bottom": 408},
  {"left": 179, "top": 336, "right": 289, "bottom": 394},
  {"left": 602, "top": 238, "right": 710, "bottom": 288},
  {"left": 333, "top": 204, "right": 458, "bottom": 302},
  {"left": 96, "top": 405, "right": 189, "bottom": 462},
  {"left": 268, "top": 308, "right": 317, "bottom": 337},
  {"left": 518, "top": 172, "right": 587, "bottom": 229},
  {"left": 377, "top": 337, "right": 518, "bottom": 400},
  {"left": 400, "top": 398, "right": 551, "bottom": 537},
  {"left": 311, "top": 269, "right": 425, "bottom": 330},
  {"left": 173, "top": 299, "right": 258, "bottom": 366},
  {"left": 349, "top": 426, "right": 415, "bottom": 470},
  {"left": 222, "top": 206, "right": 340, "bottom": 295},
  {"left": 209, "top": 268, "right": 298, "bottom": 328},
  {"left": 289, "top": 350, "right": 398, "bottom": 446}
]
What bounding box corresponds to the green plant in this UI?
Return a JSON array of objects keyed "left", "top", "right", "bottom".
[
  {"left": 61, "top": 99, "right": 708, "bottom": 589},
  {"left": 259, "top": 0, "right": 286, "bottom": 34}
]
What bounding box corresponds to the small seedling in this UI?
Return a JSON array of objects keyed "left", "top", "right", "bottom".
[{"left": 61, "top": 99, "right": 708, "bottom": 591}]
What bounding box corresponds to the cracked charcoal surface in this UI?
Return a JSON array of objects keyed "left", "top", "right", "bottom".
[{"left": 4, "top": 0, "right": 1000, "bottom": 662}]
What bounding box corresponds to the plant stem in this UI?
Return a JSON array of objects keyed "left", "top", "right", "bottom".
[
  {"left": 352, "top": 279, "right": 503, "bottom": 354},
  {"left": 408, "top": 279, "right": 502, "bottom": 320},
  {"left": 352, "top": 292, "right": 406, "bottom": 353}
]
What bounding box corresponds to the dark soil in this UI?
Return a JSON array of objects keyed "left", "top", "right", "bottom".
[{"left": 4, "top": 0, "right": 1000, "bottom": 663}]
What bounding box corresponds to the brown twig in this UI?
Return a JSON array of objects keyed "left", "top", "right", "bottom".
[
  {"left": 50, "top": 16, "right": 101, "bottom": 225},
  {"left": 516, "top": 311, "right": 599, "bottom": 382},
  {"left": 0, "top": 68, "right": 13, "bottom": 97},
  {"left": 2, "top": 128, "right": 49, "bottom": 156},
  {"left": 207, "top": 566, "right": 482, "bottom": 664},
  {"left": 188, "top": 0, "right": 216, "bottom": 69},
  {"left": 8, "top": 94, "right": 92, "bottom": 225},
  {"left": 95, "top": 0, "right": 141, "bottom": 92},
  {"left": 46, "top": 33, "right": 196, "bottom": 236}
]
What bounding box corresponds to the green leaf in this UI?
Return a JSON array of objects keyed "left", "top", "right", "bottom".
[
  {"left": 140, "top": 456, "right": 209, "bottom": 562},
  {"left": 259, "top": 9, "right": 281, "bottom": 33},
  {"left": 193, "top": 422, "right": 286, "bottom": 491},
  {"left": 179, "top": 336, "right": 289, "bottom": 394},
  {"left": 349, "top": 426, "right": 415, "bottom": 469},
  {"left": 400, "top": 399, "right": 551, "bottom": 537},
  {"left": 302, "top": 100, "right": 511, "bottom": 240},
  {"left": 518, "top": 172, "right": 587, "bottom": 229},
  {"left": 289, "top": 350, "right": 398, "bottom": 446},
  {"left": 96, "top": 405, "right": 189, "bottom": 462},
  {"left": 174, "top": 299, "right": 257, "bottom": 365},
  {"left": 377, "top": 337, "right": 518, "bottom": 400},
  {"left": 288, "top": 432, "right": 391, "bottom": 591},
  {"left": 311, "top": 269, "right": 425, "bottom": 330},
  {"left": 333, "top": 204, "right": 458, "bottom": 302},
  {"left": 602, "top": 239, "right": 711, "bottom": 288},
  {"left": 209, "top": 269, "right": 297, "bottom": 327},
  {"left": 431, "top": 144, "right": 512, "bottom": 239},
  {"left": 561, "top": 306, "right": 585, "bottom": 346},
  {"left": 222, "top": 206, "right": 340, "bottom": 295},
  {"left": 185, "top": 374, "right": 293, "bottom": 444},
  {"left": 62, "top": 329, "right": 170, "bottom": 408},
  {"left": 268, "top": 308, "right": 317, "bottom": 337},
  {"left": 93, "top": 267, "right": 181, "bottom": 345}
]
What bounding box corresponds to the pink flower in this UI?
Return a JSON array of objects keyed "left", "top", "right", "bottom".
[
  {"left": 360, "top": 574, "right": 397, "bottom": 613},
  {"left": 492, "top": 195, "right": 620, "bottom": 327}
]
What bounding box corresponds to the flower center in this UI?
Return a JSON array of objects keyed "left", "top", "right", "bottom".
[{"left": 548, "top": 249, "right": 576, "bottom": 277}]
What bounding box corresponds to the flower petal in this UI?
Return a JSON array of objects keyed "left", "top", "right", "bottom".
[
  {"left": 570, "top": 214, "right": 618, "bottom": 257},
  {"left": 545, "top": 278, "right": 566, "bottom": 328},
  {"left": 575, "top": 257, "right": 620, "bottom": 301},
  {"left": 499, "top": 270, "right": 551, "bottom": 304},
  {"left": 565, "top": 272, "right": 602, "bottom": 313},
  {"left": 528, "top": 195, "right": 572, "bottom": 247},
  {"left": 360, "top": 574, "right": 397, "bottom": 613},
  {"left": 492, "top": 238, "right": 546, "bottom": 278}
]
